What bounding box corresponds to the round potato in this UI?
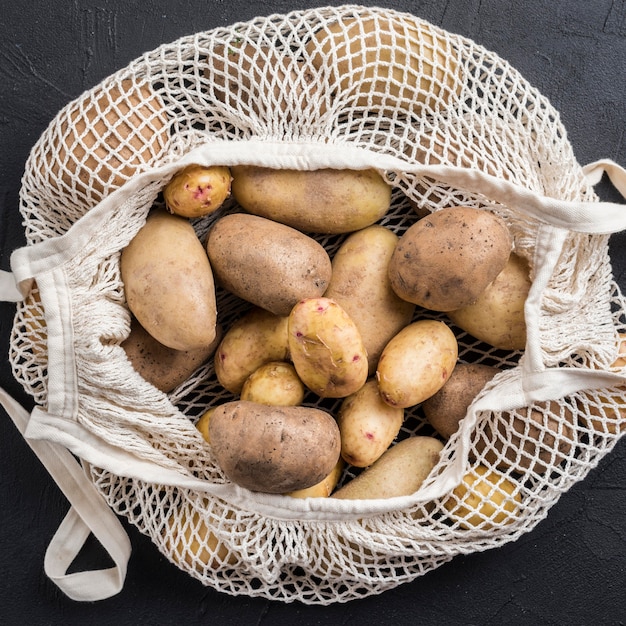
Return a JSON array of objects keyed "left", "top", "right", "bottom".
[
  {"left": 376, "top": 320, "right": 458, "bottom": 408},
  {"left": 120, "top": 210, "right": 217, "bottom": 351},
  {"left": 285, "top": 458, "right": 345, "bottom": 498},
  {"left": 288, "top": 297, "right": 368, "bottom": 398},
  {"left": 324, "top": 225, "right": 416, "bottom": 374},
  {"left": 388, "top": 206, "right": 512, "bottom": 312},
  {"left": 240, "top": 361, "right": 305, "bottom": 407},
  {"left": 447, "top": 252, "right": 531, "bottom": 350},
  {"left": 209, "top": 401, "right": 341, "bottom": 493},
  {"left": 338, "top": 379, "right": 404, "bottom": 468},
  {"left": 196, "top": 407, "right": 216, "bottom": 444},
  {"left": 230, "top": 166, "right": 391, "bottom": 234},
  {"left": 207, "top": 213, "right": 331, "bottom": 316},
  {"left": 214, "top": 307, "right": 290, "bottom": 395}
]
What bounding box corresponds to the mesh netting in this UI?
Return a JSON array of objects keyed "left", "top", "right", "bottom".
[{"left": 8, "top": 5, "right": 626, "bottom": 604}]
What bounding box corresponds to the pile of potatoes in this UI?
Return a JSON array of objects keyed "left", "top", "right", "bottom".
[{"left": 118, "top": 159, "right": 549, "bottom": 533}]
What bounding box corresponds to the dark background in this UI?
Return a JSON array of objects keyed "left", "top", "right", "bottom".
[{"left": 1, "top": 1, "right": 625, "bottom": 624}]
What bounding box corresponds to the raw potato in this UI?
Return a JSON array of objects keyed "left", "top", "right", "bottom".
[
  {"left": 230, "top": 166, "right": 392, "bottom": 235},
  {"left": 376, "top": 320, "right": 458, "bottom": 408},
  {"left": 422, "top": 363, "right": 501, "bottom": 439},
  {"left": 207, "top": 213, "right": 332, "bottom": 316},
  {"left": 338, "top": 380, "right": 404, "bottom": 468},
  {"left": 288, "top": 297, "right": 368, "bottom": 398},
  {"left": 443, "top": 465, "right": 521, "bottom": 530},
  {"left": 305, "top": 15, "right": 461, "bottom": 112},
  {"left": 49, "top": 78, "right": 169, "bottom": 206},
  {"left": 331, "top": 436, "right": 444, "bottom": 500},
  {"left": 122, "top": 317, "right": 221, "bottom": 393},
  {"left": 209, "top": 401, "right": 341, "bottom": 493},
  {"left": 19, "top": 282, "right": 47, "bottom": 361},
  {"left": 388, "top": 206, "right": 512, "bottom": 312},
  {"left": 324, "top": 225, "right": 415, "bottom": 374},
  {"left": 120, "top": 210, "right": 217, "bottom": 351},
  {"left": 196, "top": 407, "right": 216, "bottom": 444},
  {"left": 285, "top": 458, "right": 345, "bottom": 498},
  {"left": 447, "top": 252, "right": 530, "bottom": 350},
  {"left": 240, "top": 361, "right": 305, "bottom": 406},
  {"left": 214, "top": 307, "right": 289, "bottom": 394},
  {"left": 164, "top": 164, "right": 232, "bottom": 218}
]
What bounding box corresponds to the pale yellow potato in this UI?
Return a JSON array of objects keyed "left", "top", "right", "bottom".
[
  {"left": 164, "top": 164, "right": 232, "bottom": 218},
  {"left": 230, "top": 166, "right": 391, "bottom": 235},
  {"left": 207, "top": 213, "right": 331, "bottom": 316},
  {"left": 240, "top": 361, "right": 305, "bottom": 406},
  {"left": 209, "top": 401, "right": 341, "bottom": 493},
  {"left": 285, "top": 458, "right": 345, "bottom": 498},
  {"left": 288, "top": 297, "right": 368, "bottom": 399},
  {"left": 388, "top": 206, "right": 512, "bottom": 312},
  {"left": 120, "top": 210, "right": 217, "bottom": 351},
  {"left": 214, "top": 307, "right": 290, "bottom": 395},
  {"left": 443, "top": 465, "right": 521, "bottom": 530},
  {"left": 195, "top": 407, "right": 216, "bottom": 444},
  {"left": 376, "top": 320, "right": 458, "bottom": 408},
  {"left": 337, "top": 379, "right": 404, "bottom": 468},
  {"left": 324, "top": 225, "right": 415, "bottom": 375},
  {"left": 304, "top": 15, "right": 461, "bottom": 112},
  {"left": 447, "top": 252, "right": 531, "bottom": 350},
  {"left": 331, "top": 436, "right": 444, "bottom": 500}
]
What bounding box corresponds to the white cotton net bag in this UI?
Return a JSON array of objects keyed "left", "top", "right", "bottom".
[{"left": 5, "top": 4, "right": 626, "bottom": 605}]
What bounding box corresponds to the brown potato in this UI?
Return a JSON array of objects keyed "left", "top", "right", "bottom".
[
  {"left": 209, "top": 401, "right": 341, "bottom": 493},
  {"left": 285, "top": 458, "right": 345, "bottom": 498},
  {"left": 388, "top": 206, "right": 512, "bottom": 312},
  {"left": 207, "top": 213, "right": 331, "bottom": 316},
  {"left": 120, "top": 210, "right": 217, "bottom": 351},
  {"left": 122, "top": 317, "right": 221, "bottom": 393},
  {"left": 230, "top": 166, "right": 391, "bottom": 235},
  {"left": 324, "top": 225, "right": 415, "bottom": 375}
]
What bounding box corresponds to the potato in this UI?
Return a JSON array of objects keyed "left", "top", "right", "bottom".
[
  {"left": 447, "top": 252, "right": 530, "bottom": 350},
  {"left": 164, "top": 164, "right": 232, "bottom": 218},
  {"left": 376, "top": 320, "right": 458, "bottom": 408},
  {"left": 195, "top": 407, "right": 216, "bottom": 444},
  {"left": 240, "top": 361, "right": 305, "bottom": 406},
  {"left": 443, "top": 465, "right": 521, "bottom": 530},
  {"left": 422, "top": 363, "right": 501, "bottom": 439},
  {"left": 324, "top": 225, "right": 415, "bottom": 374},
  {"left": 18, "top": 282, "right": 47, "bottom": 361},
  {"left": 49, "top": 78, "right": 169, "bottom": 206},
  {"left": 338, "top": 380, "right": 404, "bottom": 468},
  {"left": 207, "top": 213, "right": 331, "bottom": 315},
  {"left": 120, "top": 210, "right": 217, "bottom": 351},
  {"left": 285, "top": 458, "right": 345, "bottom": 498},
  {"left": 388, "top": 206, "right": 512, "bottom": 312},
  {"left": 304, "top": 15, "right": 461, "bottom": 112},
  {"left": 209, "top": 401, "right": 341, "bottom": 493},
  {"left": 331, "top": 436, "right": 443, "bottom": 499},
  {"left": 122, "top": 317, "right": 221, "bottom": 393},
  {"left": 214, "top": 307, "right": 289, "bottom": 394},
  {"left": 230, "top": 166, "right": 391, "bottom": 235},
  {"left": 288, "top": 297, "right": 368, "bottom": 398}
]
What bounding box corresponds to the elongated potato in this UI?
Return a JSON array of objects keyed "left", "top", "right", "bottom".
[
  {"left": 230, "top": 166, "right": 391, "bottom": 234},
  {"left": 207, "top": 213, "right": 331, "bottom": 316},
  {"left": 120, "top": 210, "right": 217, "bottom": 351},
  {"left": 376, "top": 320, "right": 458, "bottom": 408},
  {"left": 240, "top": 361, "right": 305, "bottom": 406},
  {"left": 338, "top": 380, "right": 404, "bottom": 467},
  {"left": 214, "top": 307, "right": 289, "bottom": 394},
  {"left": 288, "top": 297, "right": 368, "bottom": 398},
  {"left": 324, "top": 225, "right": 415, "bottom": 374},
  {"left": 209, "top": 401, "right": 341, "bottom": 493},
  {"left": 331, "top": 436, "right": 444, "bottom": 499}
]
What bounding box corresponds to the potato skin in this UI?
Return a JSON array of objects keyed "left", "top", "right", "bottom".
[
  {"left": 447, "top": 252, "right": 530, "bottom": 350},
  {"left": 324, "top": 225, "right": 415, "bottom": 375},
  {"left": 121, "top": 210, "right": 217, "bottom": 351},
  {"left": 285, "top": 458, "right": 345, "bottom": 498},
  {"left": 209, "top": 401, "right": 341, "bottom": 493},
  {"left": 214, "top": 307, "right": 289, "bottom": 395},
  {"left": 331, "top": 436, "right": 444, "bottom": 499},
  {"left": 230, "top": 166, "right": 391, "bottom": 234},
  {"left": 388, "top": 206, "right": 512, "bottom": 312},
  {"left": 376, "top": 320, "right": 458, "bottom": 408},
  {"left": 288, "top": 297, "right": 368, "bottom": 398},
  {"left": 207, "top": 213, "right": 331, "bottom": 316},
  {"left": 240, "top": 361, "right": 305, "bottom": 406}
]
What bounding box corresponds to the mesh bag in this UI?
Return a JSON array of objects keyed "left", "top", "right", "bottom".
[{"left": 3, "top": 4, "right": 626, "bottom": 605}]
